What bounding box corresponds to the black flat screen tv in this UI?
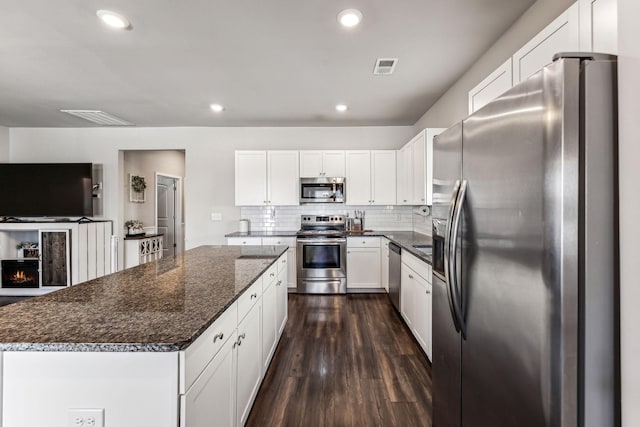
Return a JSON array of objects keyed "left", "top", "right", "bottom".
[{"left": 0, "top": 163, "right": 93, "bottom": 217}]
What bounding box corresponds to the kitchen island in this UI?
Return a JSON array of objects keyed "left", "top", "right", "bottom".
[{"left": 0, "top": 245, "right": 289, "bottom": 427}]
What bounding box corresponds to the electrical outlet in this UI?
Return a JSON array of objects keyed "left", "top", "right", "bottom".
[
  {"left": 210, "top": 212, "right": 223, "bottom": 221},
  {"left": 68, "top": 409, "right": 104, "bottom": 427}
]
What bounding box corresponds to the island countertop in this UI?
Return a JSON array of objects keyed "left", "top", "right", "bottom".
[{"left": 0, "top": 245, "right": 287, "bottom": 352}]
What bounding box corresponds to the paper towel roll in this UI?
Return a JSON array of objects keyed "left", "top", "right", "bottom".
[{"left": 239, "top": 219, "right": 249, "bottom": 233}]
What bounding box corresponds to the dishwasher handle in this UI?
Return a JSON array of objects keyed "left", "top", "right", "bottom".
[{"left": 389, "top": 242, "right": 401, "bottom": 255}]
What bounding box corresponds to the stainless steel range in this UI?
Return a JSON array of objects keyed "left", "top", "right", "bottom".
[{"left": 296, "top": 214, "right": 347, "bottom": 294}]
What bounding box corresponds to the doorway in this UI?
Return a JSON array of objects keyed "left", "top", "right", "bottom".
[{"left": 156, "top": 173, "right": 181, "bottom": 258}]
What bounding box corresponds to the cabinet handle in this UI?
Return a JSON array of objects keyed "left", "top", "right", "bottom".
[
  {"left": 347, "top": 251, "right": 351, "bottom": 254},
  {"left": 270, "top": 272, "right": 275, "bottom": 277},
  {"left": 409, "top": 274, "right": 414, "bottom": 279},
  {"left": 426, "top": 290, "right": 431, "bottom": 294},
  {"left": 403, "top": 199, "right": 407, "bottom": 202},
  {"left": 362, "top": 241, "right": 366, "bottom": 244},
  {"left": 276, "top": 280, "right": 282, "bottom": 287},
  {"left": 251, "top": 293, "right": 258, "bottom": 299},
  {"left": 213, "top": 332, "right": 224, "bottom": 343},
  {"left": 233, "top": 341, "right": 238, "bottom": 349},
  {"left": 421, "top": 198, "right": 425, "bottom": 201},
  {"left": 282, "top": 259, "right": 286, "bottom": 263},
  {"left": 240, "top": 333, "right": 246, "bottom": 339}
]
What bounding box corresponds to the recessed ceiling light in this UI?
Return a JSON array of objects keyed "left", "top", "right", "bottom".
[
  {"left": 336, "top": 104, "right": 348, "bottom": 112},
  {"left": 337, "top": 9, "right": 363, "bottom": 28},
  {"left": 210, "top": 104, "right": 224, "bottom": 112},
  {"left": 96, "top": 10, "right": 132, "bottom": 30}
]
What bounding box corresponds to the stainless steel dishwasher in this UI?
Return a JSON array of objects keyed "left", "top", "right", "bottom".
[{"left": 388, "top": 242, "right": 401, "bottom": 312}]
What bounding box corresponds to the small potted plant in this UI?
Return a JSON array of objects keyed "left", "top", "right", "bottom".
[{"left": 124, "top": 219, "right": 144, "bottom": 236}]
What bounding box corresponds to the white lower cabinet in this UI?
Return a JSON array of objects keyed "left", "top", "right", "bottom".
[
  {"left": 236, "top": 300, "right": 263, "bottom": 426},
  {"left": 261, "top": 276, "right": 278, "bottom": 372},
  {"left": 276, "top": 261, "right": 288, "bottom": 335},
  {"left": 400, "top": 252, "right": 433, "bottom": 360},
  {"left": 346, "top": 237, "right": 381, "bottom": 289},
  {"left": 181, "top": 331, "right": 237, "bottom": 427},
  {"left": 381, "top": 238, "right": 390, "bottom": 293}
]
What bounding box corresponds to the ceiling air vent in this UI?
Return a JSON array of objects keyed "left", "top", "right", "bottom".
[
  {"left": 373, "top": 58, "right": 398, "bottom": 75},
  {"left": 60, "top": 110, "right": 134, "bottom": 126}
]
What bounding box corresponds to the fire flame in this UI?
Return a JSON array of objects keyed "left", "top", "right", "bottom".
[{"left": 10, "top": 270, "right": 33, "bottom": 284}]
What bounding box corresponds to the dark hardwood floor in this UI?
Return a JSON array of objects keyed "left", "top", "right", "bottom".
[{"left": 247, "top": 294, "right": 432, "bottom": 427}]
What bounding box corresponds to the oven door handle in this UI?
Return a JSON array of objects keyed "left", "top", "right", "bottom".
[{"left": 297, "top": 239, "right": 346, "bottom": 244}]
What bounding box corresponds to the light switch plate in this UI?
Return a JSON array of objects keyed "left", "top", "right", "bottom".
[
  {"left": 68, "top": 408, "right": 104, "bottom": 427},
  {"left": 210, "top": 212, "right": 223, "bottom": 221}
]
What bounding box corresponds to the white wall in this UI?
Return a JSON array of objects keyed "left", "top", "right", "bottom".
[
  {"left": 0, "top": 126, "right": 9, "bottom": 161},
  {"left": 122, "top": 150, "right": 185, "bottom": 232},
  {"left": 414, "top": 0, "right": 574, "bottom": 129},
  {"left": 9, "top": 126, "right": 413, "bottom": 259},
  {"left": 618, "top": 0, "right": 639, "bottom": 423}
]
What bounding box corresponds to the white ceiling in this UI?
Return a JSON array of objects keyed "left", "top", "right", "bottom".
[{"left": 0, "top": 0, "right": 535, "bottom": 127}]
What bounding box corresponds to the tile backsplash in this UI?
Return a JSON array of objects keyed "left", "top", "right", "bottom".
[{"left": 240, "top": 205, "right": 415, "bottom": 231}]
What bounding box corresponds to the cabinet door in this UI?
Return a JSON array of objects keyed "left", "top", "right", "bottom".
[
  {"left": 426, "top": 282, "right": 433, "bottom": 360},
  {"left": 512, "top": 3, "right": 579, "bottom": 84},
  {"left": 347, "top": 247, "right": 381, "bottom": 288},
  {"left": 396, "top": 144, "right": 412, "bottom": 205},
  {"left": 579, "top": 0, "right": 617, "bottom": 54},
  {"left": 381, "top": 239, "right": 389, "bottom": 293},
  {"left": 236, "top": 301, "right": 262, "bottom": 427},
  {"left": 412, "top": 133, "right": 427, "bottom": 205},
  {"left": 468, "top": 58, "right": 513, "bottom": 114},
  {"left": 400, "top": 264, "right": 413, "bottom": 326},
  {"left": 299, "top": 151, "right": 323, "bottom": 177},
  {"left": 322, "top": 151, "right": 346, "bottom": 177},
  {"left": 227, "top": 237, "right": 262, "bottom": 246},
  {"left": 261, "top": 281, "right": 277, "bottom": 372},
  {"left": 40, "top": 230, "right": 70, "bottom": 286},
  {"left": 346, "top": 151, "right": 372, "bottom": 205},
  {"left": 181, "top": 331, "right": 237, "bottom": 427},
  {"left": 412, "top": 273, "right": 431, "bottom": 358},
  {"left": 267, "top": 151, "right": 299, "bottom": 205},
  {"left": 287, "top": 248, "right": 296, "bottom": 289},
  {"left": 235, "top": 151, "right": 267, "bottom": 206},
  {"left": 276, "top": 267, "right": 288, "bottom": 336},
  {"left": 425, "top": 128, "right": 445, "bottom": 206},
  {"left": 371, "top": 151, "right": 396, "bottom": 205}
]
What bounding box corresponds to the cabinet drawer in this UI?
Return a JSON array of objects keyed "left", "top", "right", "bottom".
[
  {"left": 237, "top": 278, "right": 263, "bottom": 322},
  {"left": 347, "top": 237, "right": 380, "bottom": 248},
  {"left": 261, "top": 237, "right": 296, "bottom": 248},
  {"left": 402, "top": 251, "right": 431, "bottom": 283},
  {"left": 181, "top": 302, "right": 238, "bottom": 394},
  {"left": 276, "top": 253, "right": 288, "bottom": 274},
  {"left": 263, "top": 262, "right": 279, "bottom": 289},
  {"left": 227, "top": 237, "right": 262, "bottom": 246}
]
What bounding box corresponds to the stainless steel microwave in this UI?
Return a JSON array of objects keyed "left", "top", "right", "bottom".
[{"left": 300, "top": 177, "right": 345, "bottom": 204}]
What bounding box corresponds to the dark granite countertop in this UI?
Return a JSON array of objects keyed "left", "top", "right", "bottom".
[
  {"left": 0, "top": 245, "right": 287, "bottom": 352},
  {"left": 225, "top": 231, "right": 298, "bottom": 238},
  {"left": 226, "top": 229, "right": 432, "bottom": 265}
]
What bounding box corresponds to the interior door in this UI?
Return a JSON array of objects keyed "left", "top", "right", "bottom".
[{"left": 157, "top": 175, "right": 177, "bottom": 258}]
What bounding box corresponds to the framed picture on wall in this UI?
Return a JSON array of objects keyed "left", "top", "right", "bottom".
[{"left": 129, "top": 174, "right": 146, "bottom": 203}]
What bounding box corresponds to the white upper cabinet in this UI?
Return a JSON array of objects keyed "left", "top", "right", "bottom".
[
  {"left": 345, "top": 151, "right": 372, "bottom": 205},
  {"left": 235, "top": 151, "right": 268, "bottom": 206},
  {"left": 235, "top": 151, "right": 299, "bottom": 206},
  {"left": 371, "top": 151, "right": 397, "bottom": 205},
  {"left": 267, "top": 151, "right": 299, "bottom": 205},
  {"left": 468, "top": 59, "right": 513, "bottom": 114},
  {"left": 346, "top": 150, "right": 396, "bottom": 205},
  {"left": 299, "top": 150, "right": 345, "bottom": 177},
  {"left": 396, "top": 143, "right": 412, "bottom": 205},
  {"left": 398, "top": 129, "right": 444, "bottom": 206},
  {"left": 512, "top": 3, "right": 580, "bottom": 84},
  {"left": 579, "top": 0, "right": 617, "bottom": 54}
]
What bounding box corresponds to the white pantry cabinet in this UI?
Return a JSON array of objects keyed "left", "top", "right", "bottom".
[
  {"left": 512, "top": 3, "right": 580, "bottom": 84},
  {"left": 400, "top": 251, "right": 433, "bottom": 360},
  {"left": 345, "top": 150, "right": 396, "bottom": 205},
  {"left": 299, "top": 150, "right": 345, "bottom": 177},
  {"left": 235, "top": 151, "right": 299, "bottom": 206},
  {"left": 346, "top": 237, "right": 381, "bottom": 289}
]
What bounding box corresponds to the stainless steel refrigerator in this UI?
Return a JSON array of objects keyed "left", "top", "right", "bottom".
[{"left": 431, "top": 53, "right": 619, "bottom": 427}]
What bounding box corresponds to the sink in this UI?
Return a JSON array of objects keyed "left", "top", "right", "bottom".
[{"left": 412, "top": 244, "right": 432, "bottom": 255}]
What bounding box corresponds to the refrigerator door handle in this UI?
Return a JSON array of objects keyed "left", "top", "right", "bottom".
[
  {"left": 444, "top": 180, "right": 462, "bottom": 333},
  {"left": 449, "top": 179, "right": 468, "bottom": 337}
]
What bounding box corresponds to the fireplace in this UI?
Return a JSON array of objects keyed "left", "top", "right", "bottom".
[{"left": 1, "top": 260, "right": 39, "bottom": 288}]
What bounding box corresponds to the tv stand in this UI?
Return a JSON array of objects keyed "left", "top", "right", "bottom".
[{"left": 0, "top": 221, "right": 114, "bottom": 296}]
